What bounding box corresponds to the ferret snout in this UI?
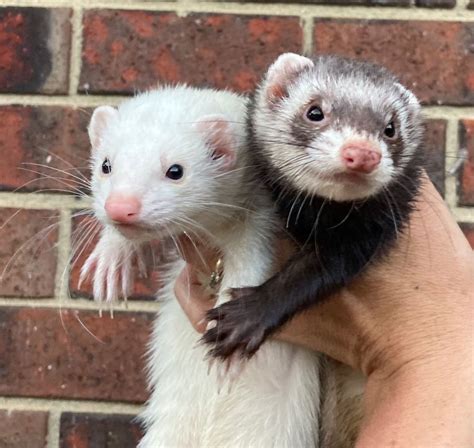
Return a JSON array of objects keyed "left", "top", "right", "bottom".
[
  {"left": 341, "top": 143, "right": 381, "bottom": 174},
  {"left": 105, "top": 193, "right": 141, "bottom": 224}
]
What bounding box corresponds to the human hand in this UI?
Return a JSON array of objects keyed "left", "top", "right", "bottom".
[{"left": 174, "top": 175, "right": 473, "bottom": 446}]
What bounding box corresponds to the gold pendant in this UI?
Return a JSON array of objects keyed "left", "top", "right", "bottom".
[{"left": 209, "top": 258, "right": 224, "bottom": 290}]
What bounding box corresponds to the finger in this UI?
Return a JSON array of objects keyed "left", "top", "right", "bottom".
[
  {"left": 174, "top": 265, "right": 216, "bottom": 333},
  {"left": 177, "top": 235, "right": 220, "bottom": 275}
]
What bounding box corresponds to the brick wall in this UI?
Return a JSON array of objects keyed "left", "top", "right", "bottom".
[{"left": 0, "top": 0, "right": 472, "bottom": 447}]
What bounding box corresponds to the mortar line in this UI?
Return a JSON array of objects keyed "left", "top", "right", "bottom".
[
  {"left": 1, "top": 94, "right": 473, "bottom": 117},
  {"left": 47, "top": 410, "right": 61, "bottom": 448},
  {"left": 302, "top": 15, "right": 314, "bottom": 55},
  {"left": 68, "top": 5, "right": 83, "bottom": 96},
  {"left": 445, "top": 117, "right": 460, "bottom": 211},
  {"left": 54, "top": 209, "right": 72, "bottom": 302},
  {"left": 422, "top": 107, "right": 474, "bottom": 119},
  {"left": 0, "top": 192, "right": 91, "bottom": 210},
  {"left": 1, "top": 0, "right": 473, "bottom": 21},
  {"left": 0, "top": 297, "right": 160, "bottom": 311},
  {"left": 0, "top": 396, "right": 143, "bottom": 415},
  {"left": 456, "top": 0, "right": 471, "bottom": 11}
]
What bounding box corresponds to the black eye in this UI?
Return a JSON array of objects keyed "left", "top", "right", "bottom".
[
  {"left": 306, "top": 105, "right": 325, "bottom": 122},
  {"left": 102, "top": 158, "right": 112, "bottom": 174},
  {"left": 384, "top": 121, "right": 396, "bottom": 139},
  {"left": 166, "top": 164, "right": 184, "bottom": 180}
]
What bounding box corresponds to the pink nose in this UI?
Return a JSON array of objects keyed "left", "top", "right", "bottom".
[
  {"left": 105, "top": 194, "right": 141, "bottom": 224},
  {"left": 341, "top": 145, "right": 381, "bottom": 174}
]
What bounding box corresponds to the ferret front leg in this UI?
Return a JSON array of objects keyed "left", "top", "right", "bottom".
[
  {"left": 207, "top": 221, "right": 277, "bottom": 386},
  {"left": 203, "top": 247, "right": 364, "bottom": 360}
]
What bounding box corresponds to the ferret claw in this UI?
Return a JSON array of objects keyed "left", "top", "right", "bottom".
[
  {"left": 78, "top": 253, "right": 96, "bottom": 290},
  {"left": 203, "top": 286, "right": 271, "bottom": 360},
  {"left": 81, "top": 232, "right": 141, "bottom": 305}
]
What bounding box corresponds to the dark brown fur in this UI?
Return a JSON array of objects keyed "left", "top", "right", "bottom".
[{"left": 203, "top": 56, "right": 424, "bottom": 365}]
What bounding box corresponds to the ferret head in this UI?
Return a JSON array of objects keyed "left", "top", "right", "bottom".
[
  {"left": 253, "top": 53, "right": 423, "bottom": 202},
  {"left": 88, "top": 87, "right": 245, "bottom": 240}
]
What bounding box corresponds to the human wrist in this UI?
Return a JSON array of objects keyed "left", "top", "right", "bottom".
[{"left": 359, "top": 349, "right": 473, "bottom": 447}]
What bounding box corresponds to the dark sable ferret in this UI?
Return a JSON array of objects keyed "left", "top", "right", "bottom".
[{"left": 203, "top": 53, "right": 424, "bottom": 359}]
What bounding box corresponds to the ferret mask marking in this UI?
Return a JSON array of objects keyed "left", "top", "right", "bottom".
[{"left": 256, "top": 55, "right": 422, "bottom": 202}]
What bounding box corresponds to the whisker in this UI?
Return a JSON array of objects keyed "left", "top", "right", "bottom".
[
  {"left": 0, "top": 209, "right": 23, "bottom": 232},
  {"left": 328, "top": 202, "right": 355, "bottom": 230},
  {"left": 73, "top": 310, "right": 106, "bottom": 344},
  {"left": 307, "top": 198, "right": 327, "bottom": 251},
  {"left": 18, "top": 167, "right": 91, "bottom": 192},
  {"left": 0, "top": 220, "right": 59, "bottom": 282},
  {"left": 382, "top": 187, "right": 399, "bottom": 239},
  {"left": 22, "top": 162, "right": 91, "bottom": 187},
  {"left": 286, "top": 189, "right": 304, "bottom": 229},
  {"left": 295, "top": 191, "right": 310, "bottom": 226}
]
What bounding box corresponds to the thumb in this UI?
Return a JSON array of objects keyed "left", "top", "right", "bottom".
[
  {"left": 174, "top": 264, "right": 216, "bottom": 333},
  {"left": 178, "top": 234, "right": 220, "bottom": 275}
]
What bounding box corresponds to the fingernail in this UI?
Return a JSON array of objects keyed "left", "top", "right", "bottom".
[{"left": 206, "top": 320, "right": 217, "bottom": 331}]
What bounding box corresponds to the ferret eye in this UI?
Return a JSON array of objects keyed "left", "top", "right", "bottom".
[
  {"left": 384, "top": 122, "right": 396, "bottom": 139},
  {"left": 166, "top": 164, "right": 184, "bottom": 180},
  {"left": 102, "top": 158, "right": 112, "bottom": 174},
  {"left": 306, "top": 105, "right": 325, "bottom": 122}
]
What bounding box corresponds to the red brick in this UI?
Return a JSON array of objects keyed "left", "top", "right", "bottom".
[
  {"left": 0, "top": 208, "right": 58, "bottom": 298},
  {"left": 0, "top": 106, "right": 91, "bottom": 193},
  {"left": 459, "top": 222, "right": 474, "bottom": 249},
  {"left": 313, "top": 20, "right": 474, "bottom": 105},
  {"left": 80, "top": 11, "right": 302, "bottom": 94},
  {"left": 424, "top": 119, "right": 447, "bottom": 196},
  {"left": 69, "top": 215, "right": 160, "bottom": 301},
  {"left": 459, "top": 120, "right": 474, "bottom": 205},
  {"left": 416, "top": 0, "right": 456, "bottom": 6},
  {"left": 0, "top": 8, "right": 71, "bottom": 94},
  {"left": 60, "top": 413, "right": 143, "bottom": 448},
  {"left": 0, "top": 307, "right": 152, "bottom": 402},
  {"left": 0, "top": 410, "right": 48, "bottom": 448}
]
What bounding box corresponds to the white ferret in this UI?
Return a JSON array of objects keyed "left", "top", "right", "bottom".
[{"left": 80, "top": 86, "right": 333, "bottom": 447}]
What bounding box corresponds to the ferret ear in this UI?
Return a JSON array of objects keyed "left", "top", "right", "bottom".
[
  {"left": 395, "top": 83, "right": 421, "bottom": 112},
  {"left": 194, "top": 115, "right": 237, "bottom": 171},
  {"left": 264, "top": 53, "right": 314, "bottom": 104},
  {"left": 88, "top": 106, "right": 118, "bottom": 151}
]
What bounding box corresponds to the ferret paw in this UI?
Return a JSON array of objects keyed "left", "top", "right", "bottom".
[
  {"left": 202, "top": 287, "right": 271, "bottom": 360},
  {"left": 79, "top": 236, "right": 138, "bottom": 304}
]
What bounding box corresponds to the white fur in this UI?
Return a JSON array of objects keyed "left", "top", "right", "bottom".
[
  {"left": 140, "top": 215, "right": 322, "bottom": 447},
  {"left": 299, "top": 126, "right": 394, "bottom": 201},
  {"left": 83, "top": 86, "right": 323, "bottom": 447}
]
